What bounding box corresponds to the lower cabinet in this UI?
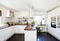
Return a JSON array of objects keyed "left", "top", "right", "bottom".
[
  {"left": 0, "top": 25, "right": 26, "bottom": 41},
  {"left": 25, "top": 30, "right": 37, "bottom": 41},
  {"left": 48, "top": 27, "right": 60, "bottom": 40},
  {"left": 15, "top": 25, "right": 26, "bottom": 34},
  {"left": 40, "top": 26, "right": 47, "bottom": 32},
  {"left": 0, "top": 27, "right": 14, "bottom": 41}
]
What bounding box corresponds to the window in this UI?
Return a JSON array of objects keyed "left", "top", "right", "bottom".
[
  {"left": 34, "top": 16, "right": 46, "bottom": 25},
  {"left": 41, "top": 16, "right": 46, "bottom": 24}
]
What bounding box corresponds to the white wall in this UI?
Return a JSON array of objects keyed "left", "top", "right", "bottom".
[
  {"left": 15, "top": 11, "right": 30, "bottom": 18},
  {"left": 15, "top": 10, "right": 48, "bottom": 17},
  {"left": 14, "top": 10, "right": 36, "bottom": 18}
]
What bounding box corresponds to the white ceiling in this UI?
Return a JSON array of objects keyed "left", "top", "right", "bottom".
[{"left": 0, "top": 0, "right": 60, "bottom": 12}]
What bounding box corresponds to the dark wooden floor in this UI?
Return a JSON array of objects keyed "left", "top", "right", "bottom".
[
  {"left": 37, "top": 32, "right": 59, "bottom": 41},
  {"left": 7, "top": 34, "right": 24, "bottom": 41},
  {"left": 7, "top": 32, "right": 59, "bottom": 41}
]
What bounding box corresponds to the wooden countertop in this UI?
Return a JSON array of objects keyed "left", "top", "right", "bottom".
[{"left": 24, "top": 24, "right": 32, "bottom": 30}]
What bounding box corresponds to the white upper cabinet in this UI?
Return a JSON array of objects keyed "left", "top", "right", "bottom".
[
  {"left": 2, "top": 10, "right": 15, "bottom": 17},
  {"left": 9, "top": 10, "right": 15, "bottom": 17},
  {"left": 0, "top": 4, "right": 15, "bottom": 17},
  {"left": 2, "top": 10, "right": 10, "bottom": 17}
]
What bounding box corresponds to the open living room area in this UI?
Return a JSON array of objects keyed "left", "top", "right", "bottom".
[{"left": 0, "top": 0, "right": 60, "bottom": 41}]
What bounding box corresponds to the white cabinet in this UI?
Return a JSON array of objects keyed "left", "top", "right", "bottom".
[
  {"left": 2, "top": 10, "right": 15, "bottom": 17},
  {"left": 40, "top": 26, "right": 47, "bottom": 32},
  {"left": 0, "top": 25, "right": 27, "bottom": 41},
  {"left": 25, "top": 30, "right": 37, "bottom": 41},
  {"left": 15, "top": 25, "right": 26, "bottom": 34},
  {"left": 2, "top": 10, "right": 10, "bottom": 17},
  {"left": 0, "top": 27, "right": 14, "bottom": 41},
  {"left": 48, "top": 27, "right": 60, "bottom": 40},
  {"left": 5, "top": 10, "right": 10, "bottom": 17}
]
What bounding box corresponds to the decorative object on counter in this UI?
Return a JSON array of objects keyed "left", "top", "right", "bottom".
[
  {"left": 36, "top": 25, "right": 41, "bottom": 32},
  {"left": 25, "top": 19, "right": 27, "bottom": 21},
  {"left": 31, "top": 21, "right": 35, "bottom": 27},
  {"left": 5, "top": 22, "right": 10, "bottom": 26},
  {"left": 5, "top": 22, "right": 13, "bottom": 26},
  {"left": 36, "top": 25, "right": 40, "bottom": 29}
]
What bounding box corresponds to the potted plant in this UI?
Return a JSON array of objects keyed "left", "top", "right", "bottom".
[
  {"left": 31, "top": 21, "right": 35, "bottom": 27},
  {"left": 36, "top": 26, "right": 40, "bottom": 30}
]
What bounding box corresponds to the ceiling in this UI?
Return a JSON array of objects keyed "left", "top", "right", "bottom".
[{"left": 0, "top": 0, "right": 60, "bottom": 12}]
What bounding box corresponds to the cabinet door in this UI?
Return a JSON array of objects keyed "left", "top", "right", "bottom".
[
  {"left": 10, "top": 10, "right": 15, "bottom": 17},
  {"left": 25, "top": 31, "right": 37, "bottom": 41},
  {"left": 15, "top": 25, "right": 26, "bottom": 33},
  {"left": 0, "top": 27, "right": 14, "bottom": 41}
]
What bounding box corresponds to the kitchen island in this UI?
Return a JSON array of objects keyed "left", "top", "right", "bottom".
[{"left": 24, "top": 24, "right": 37, "bottom": 41}]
